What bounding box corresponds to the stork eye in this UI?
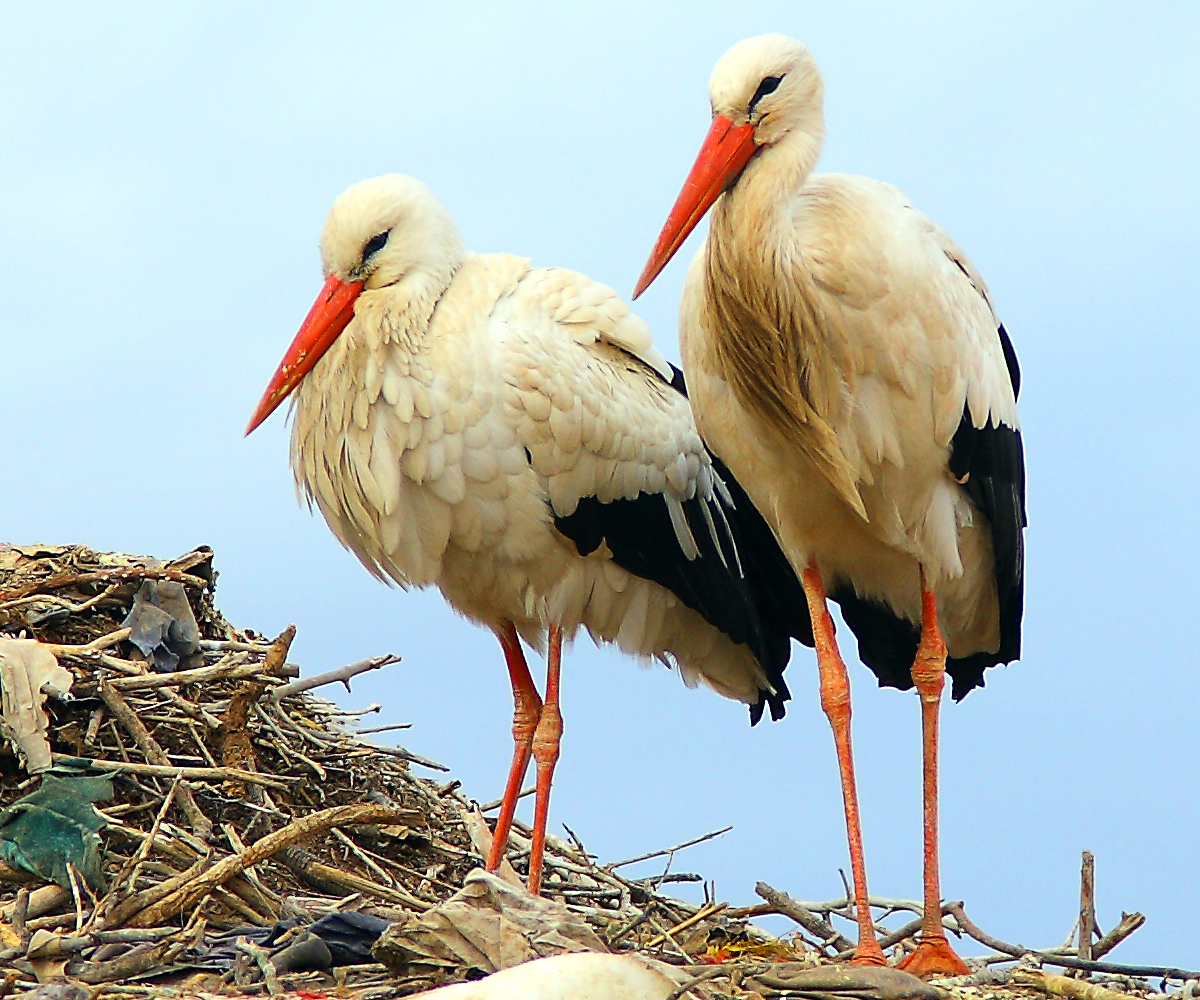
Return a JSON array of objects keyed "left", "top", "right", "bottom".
[
  {"left": 749, "top": 75, "right": 783, "bottom": 112},
  {"left": 362, "top": 231, "right": 390, "bottom": 263}
]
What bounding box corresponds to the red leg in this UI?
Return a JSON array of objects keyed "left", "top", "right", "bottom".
[
  {"left": 527, "top": 624, "right": 564, "bottom": 896},
  {"left": 897, "top": 571, "right": 970, "bottom": 978},
  {"left": 486, "top": 621, "right": 542, "bottom": 875},
  {"left": 800, "top": 565, "right": 886, "bottom": 967}
]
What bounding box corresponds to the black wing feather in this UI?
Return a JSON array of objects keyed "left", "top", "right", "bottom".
[
  {"left": 552, "top": 364, "right": 810, "bottom": 724},
  {"left": 831, "top": 322, "right": 1027, "bottom": 701}
]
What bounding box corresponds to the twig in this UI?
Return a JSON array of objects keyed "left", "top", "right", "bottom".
[
  {"left": 101, "top": 852, "right": 213, "bottom": 929},
  {"left": 71, "top": 927, "right": 196, "bottom": 985},
  {"left": 65, "top": 863, "right": 87, "bottom": 931},
  {"left": 1014, "top": 968, "right": 1144, "bottom": 1000},
  {"left": 0, "top": 885, "right": 71, "bottom": 921},
  {"left": 607, "top": 826, "right": 733, "bottom": 870},
  {"left": 129, "top": 802, "right": 420, "bottom": 925},
  {"left": 89, "top": 777, "right": 182, "bottom": 932},
  {"left": 0, "top": 566, "right": 207, "bottom": 603},
  {"left": 277, "top": 847, "right": 434, "bottom": 910},
  {"left": 256, "top": 708, "right": 327, "bottom": 779},
  {"left": 315, "top": 703, "right": 382, "bottom": 718},
  {"left": 645, "top": 915, "right": 691, "bottom": 961},
  {"left": 267, "top": 654, "right": 399, "bottom": 702},
  {"left": 351, "top": 738, "right": 449, "bottom": 771},
  {"left": 946, "top": 903, "right": 1196, "bottom": 979},
  {"left": 331, "top": 827, "right": 396, "bottom": 886},
  {"left": 1079, "top": 850, "right": 1096, "bottom": 964},
  {"left": 224, "top": 824, "right": 283, "bottom": 904},
  {"left": 755, "top": 882, "right": 855, "bottom": 953},
  {"left": 218, "top": 628, "right": 293, "bottom": 795},
  {"left": 353, "top": 722, "right": 412, "bottom": 735},
  {"left": 85, "top": 707, "right": 106, "bottom": 745},
  {"left": 644, "top": 902, "right": 726, "bottom": 948},
  {"left": 235, "top": 937, "right": 281, "bottom": 995},
  {"left": 199, "top": 639, "right": 274, "bottom": 652},
  {"left": 0, "top": 581, "right": 121, "bottom": 613},
  {"left": 99, "top": 680, "right": 212, "bottom": 841},
  {"left": 106, "top": 658, "right": 280, "bottom": 692},
  {"left": 459, "top": 805, "right": 521, "bottom": 887},
  {"left": 479, "top": 785, "right": 536, "bottom": 812},
  {"left": 606, "top": 908, "right": 654, "bottom": 948},
  {"left": 266, "top": 700, "right": 447, "bottom": 770},
  {"left": 12, "top": 888, "right": 29, "bottom": 943},
  {"left": 665, "top": 966, "right": 731, "bottom": 1000},
  {"left": 52, "top": 753, "right": 299, "bottom": 789},
  {"left": 1093, "top": 912, "right": 1146, "bottom": 960},
  {"left": 41, "top": 629, "right": 132, "bottom": 659}
]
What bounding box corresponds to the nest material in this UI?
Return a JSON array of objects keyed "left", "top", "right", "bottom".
[
  {"left": 0, "top": 544, "right": 781, "bottom": 996},
  {"left": 0, "top": 544, "right": 1185, "bottom": 1000}
]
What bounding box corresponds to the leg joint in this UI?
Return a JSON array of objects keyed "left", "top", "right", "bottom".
[
  {"left": 531, "top": 704, "right": 562, "bottom": 764},
  {"left": 820, "top": 678, "right": 851, "bottom": 723}
]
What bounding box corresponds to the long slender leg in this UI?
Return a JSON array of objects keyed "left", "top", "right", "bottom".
[
  {"left": 527, "top": 624, "right": 564, "bottom": 896},
  {"left": 897, "top": 569, "right": 970, "bottom": 978},
  {"left": 486, "top": 621, "right": 543, "bottom": 875},
  {"left": 799, "top": 565, "right": 886, "bottom": 967}
]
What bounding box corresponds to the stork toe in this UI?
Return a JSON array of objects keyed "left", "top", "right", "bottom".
[{"left": 896, "top": 934, "right": 971, "bottom": 979}]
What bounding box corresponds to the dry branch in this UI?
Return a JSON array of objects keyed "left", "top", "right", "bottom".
[
  {"left": 51, "top": 753, "right": 298, "bottom": 789},
  {"left": 99, "top": 680, "right": 212, "bottom": 841},
  {"left": 267, "top": 654, "right": 399, "bottom": 702},
  {"left": 234, "top": 937, "right": 281, "bottom": 995},
  {"left": 42, "top": 629, "right": 132, "bottom": 659},
  {"left": 1015, "top": 969, "right": 1144, "bottom": 1000},
  {"left": 102, "top": 852, "right": 213, "bottom": 929},
  {"left": 607, "top": 825, "right": 732, "bottom": 870},
  {"left": 0, "top": 566, "right": 207, "bottom": 604},
  {"left": 755, "top": 882, "right": 855, "bottom": 952},
  {"left": 1079, "top": 849, "right": 1096, "bottom": 964},
  {"left": 129, "top": 802, "right": 418, "bottom": 926},
  {"left": 644, "top": 902, "right": 726, "bottom": 948},
  {"left": 947, "top": 903, "right": 1198, "bottom": 980},
  {"left": 1094, "top": 912, "right": 1146, "bottom": 960},
  {"left": 4, "top": 543, "right": 1192, "bottom": 996},
  {"left": 278, "top": 848, "right": 433, "bottom": 911},
  {"left": 106, "top": 659, "right": 287, "bottom": 692}
]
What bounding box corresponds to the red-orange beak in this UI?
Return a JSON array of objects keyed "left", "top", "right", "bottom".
[
  {"left": 633, "top": 114, "right": 757, "bottom": 299},
  {"left": 245, "top": 274, "right": 365, "bottom": 435}
]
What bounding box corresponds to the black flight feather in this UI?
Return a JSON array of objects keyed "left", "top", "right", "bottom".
[
  {"left": 830, "top": 322, "right": 1027, "bottom": 700},
  {"left": 552, "top": 363, "right": 810, "bottom": 724}
]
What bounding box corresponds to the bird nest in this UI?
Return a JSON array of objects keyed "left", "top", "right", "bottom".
[{"left": 0, "top": 544, "right": 1189, "bottom": 1000}]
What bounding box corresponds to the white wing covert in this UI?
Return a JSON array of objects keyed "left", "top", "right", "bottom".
[{"left": 498, "top": 267, "right": 721, "bottom": 561}]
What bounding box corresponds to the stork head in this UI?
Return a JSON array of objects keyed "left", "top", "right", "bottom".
[
  {"left": 246, "top": 174, "right": 463, "bottom": 434},
  {"left": 634, "top": 34, "right": 824, "bottom": 298}
]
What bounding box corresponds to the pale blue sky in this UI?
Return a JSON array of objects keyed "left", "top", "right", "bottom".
[{"left": 2, "top": 2, "right": 1197, "bottom": 968}]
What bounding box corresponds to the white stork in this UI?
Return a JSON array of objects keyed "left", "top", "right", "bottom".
[
  {"left": 635, "top": 35, "right": 1026, "bottom": 976},
  {"left": 246, "top": 174, "right": 813, "bottom": 895}
]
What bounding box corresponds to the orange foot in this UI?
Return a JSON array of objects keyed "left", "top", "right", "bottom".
[
  {"left": 847, "top": 942, "right": 888, "bottom": 968},
  {"left": 897, "top": 934, "right": 970, "bottom": 978}
]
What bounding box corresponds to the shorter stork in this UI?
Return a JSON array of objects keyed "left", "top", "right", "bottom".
[{"left": 247, "top": 175, "right": 812, "bottom": 895}]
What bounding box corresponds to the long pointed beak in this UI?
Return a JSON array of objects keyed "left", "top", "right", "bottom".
[
  {"left": 633, "top": 114, "right": 757, "bottom": 299},
  {"left": 245, "top": 274, "right": 364, "bottom": 435}
]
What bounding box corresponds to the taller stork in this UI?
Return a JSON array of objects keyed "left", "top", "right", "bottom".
[{"left": 636, "top": 35, "right": 1026, "bottom": 976}]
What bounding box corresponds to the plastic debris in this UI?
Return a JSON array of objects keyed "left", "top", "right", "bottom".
[
  {"left": 0, "top": 639, "right": 73, "bottom": 774},
  {"left": 122, "top": 579, "right": 202, "bottom": 673},
  {"left": 0, "top": 773, "right": 112, "bottom": 891},
  {"left": 373, "top": 870, "right": 608, "bottom": 984}
]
